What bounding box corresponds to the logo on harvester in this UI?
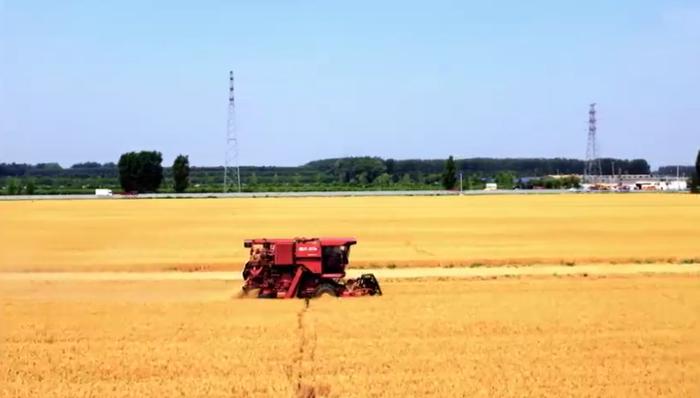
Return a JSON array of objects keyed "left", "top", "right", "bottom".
[{"left": 297, "top": 246, "right": 318, "bottom": 252}]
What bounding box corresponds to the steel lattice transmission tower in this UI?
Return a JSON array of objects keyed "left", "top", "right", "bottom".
[
  {"left": 224, "top": 70, "right": 241, "bottom": 193},
  {"left": 584, "top": 103, "right": 601, "bottom": 182}
]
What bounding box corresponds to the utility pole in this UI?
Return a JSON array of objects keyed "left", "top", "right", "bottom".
[
  {"left": 224, "top": 70, "right": 241, "bottom": 193},
  {"left": 611, "top": 161, "right": 615, "bottom": 183},
  {"left": 584, "top": 103, "right": 601, "bottom": 183},
  {"left": 459, "top": 172, "right": 463, "bottom": 194}
]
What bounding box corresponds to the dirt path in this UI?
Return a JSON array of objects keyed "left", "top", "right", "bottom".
[{"left": 0, "top": 263, "right": 698, "bottom": 282}]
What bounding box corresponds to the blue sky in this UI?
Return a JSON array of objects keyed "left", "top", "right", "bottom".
[{"left": 1, "top": 0, "right": 698, "bottom": 167}]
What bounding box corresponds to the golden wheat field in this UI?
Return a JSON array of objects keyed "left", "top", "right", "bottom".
[
  {"left": 1, "top": 194, "right": 699, "bottom": 271},
  {"left": 1, "top": 275, "right": 698, "bottom": 397}
]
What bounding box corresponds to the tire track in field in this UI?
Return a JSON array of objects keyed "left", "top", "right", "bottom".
[{"left": 285, "top": 299, "right": 326, "bottom": 398}]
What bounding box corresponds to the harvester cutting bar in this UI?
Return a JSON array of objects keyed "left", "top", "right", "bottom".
[{"left": 341, "top": 274, "right": 383, "bottom": 297}]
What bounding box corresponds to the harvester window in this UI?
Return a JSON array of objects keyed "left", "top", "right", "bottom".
[
  {"left": 322, "top": 246, "right": 346, "bottom": 273},
  {"left": 340, "top": 245, "right": 348, "bottom": 264}
]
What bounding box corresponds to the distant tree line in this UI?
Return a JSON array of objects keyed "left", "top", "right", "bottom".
[
  {"left": 656, "top": 165, "right": 696, "bottom": 177},
  {"left": 306, "top": 157, "right": 651, "bottom": 179},
  {"left": 0, "top": 162, "right": 118, "bottom": 178},
  {"left": 0, "top": 156, "right": 656, "bottom": 179},
  {"left": 0, "top": 155, "right": 671, "bottom": 195}
]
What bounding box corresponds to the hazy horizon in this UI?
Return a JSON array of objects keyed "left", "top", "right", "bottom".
[{"left": 2, "top": 1, "right": 699, "bottom": 168}]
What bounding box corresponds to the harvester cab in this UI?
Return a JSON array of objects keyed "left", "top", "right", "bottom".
[{"left": 240, "top": 237, "right": 382, "bottom": 299}]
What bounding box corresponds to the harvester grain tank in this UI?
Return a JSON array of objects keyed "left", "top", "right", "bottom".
[{"left": 240, "top": 237, "right": 382, "bottom": 298}]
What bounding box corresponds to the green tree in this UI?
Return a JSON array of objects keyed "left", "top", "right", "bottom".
[
  {"left": 374, "top": 173, "right": 392, "bottom": 187},
  {"left": 384, "top": 158, "right": 395, "bottom": 174},
  {"left": 118, "top": 151, "right": 164, "bottom": 193},
  {"left": 399, "top": 173, "right": 412, "bottom": 186},
  {"left": 561, "top": 176, "right": 581, "bottom": 189},
  {"left": 322, "top": 157, "right": 386, "bottom": 183},
  {"left": 441, "top": 156, "right": 457, "bottom": 190},
  {"left": 6, "top": 178, "right": 19, "bottom": 195},
  {"left": 466, "top": 175, "right": 474, "bottom": 190},
  {"left": 249, "top": 172, "right": 259, "bottom": 185},
  {"left": 172, "top": 154, "right": 190, "bottom": 193},
  {"left": 692, "top": 149, "right": 700, "bottom": 193},
  {"left": 70, "top": 162, "right": 102, "bottom": 169},
  {"left": 415, "top": 171, "right": 425, "bottom": 184},
  {"left": 384, "top": 158, "right": 397, "bottom": 182},
  {"left": 628, "top": 159, "right": 651, "bottom": 174},
  {"left": 25, "top": 179, "right": 36, "bottom": 195},
  {"left": 356, "top": 172, "right": 369, "bottom": 185},
  {"left": 495, "top": 171, "right": 515, "bottom": 189}
]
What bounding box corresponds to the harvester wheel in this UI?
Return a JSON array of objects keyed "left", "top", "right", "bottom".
[{"left": 314, "top": 284, "right": 337, "bottom": 298}]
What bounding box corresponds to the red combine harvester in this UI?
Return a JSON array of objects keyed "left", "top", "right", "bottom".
[{"left": 240, "top": 237, "right": 382, "bottom": 298}]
